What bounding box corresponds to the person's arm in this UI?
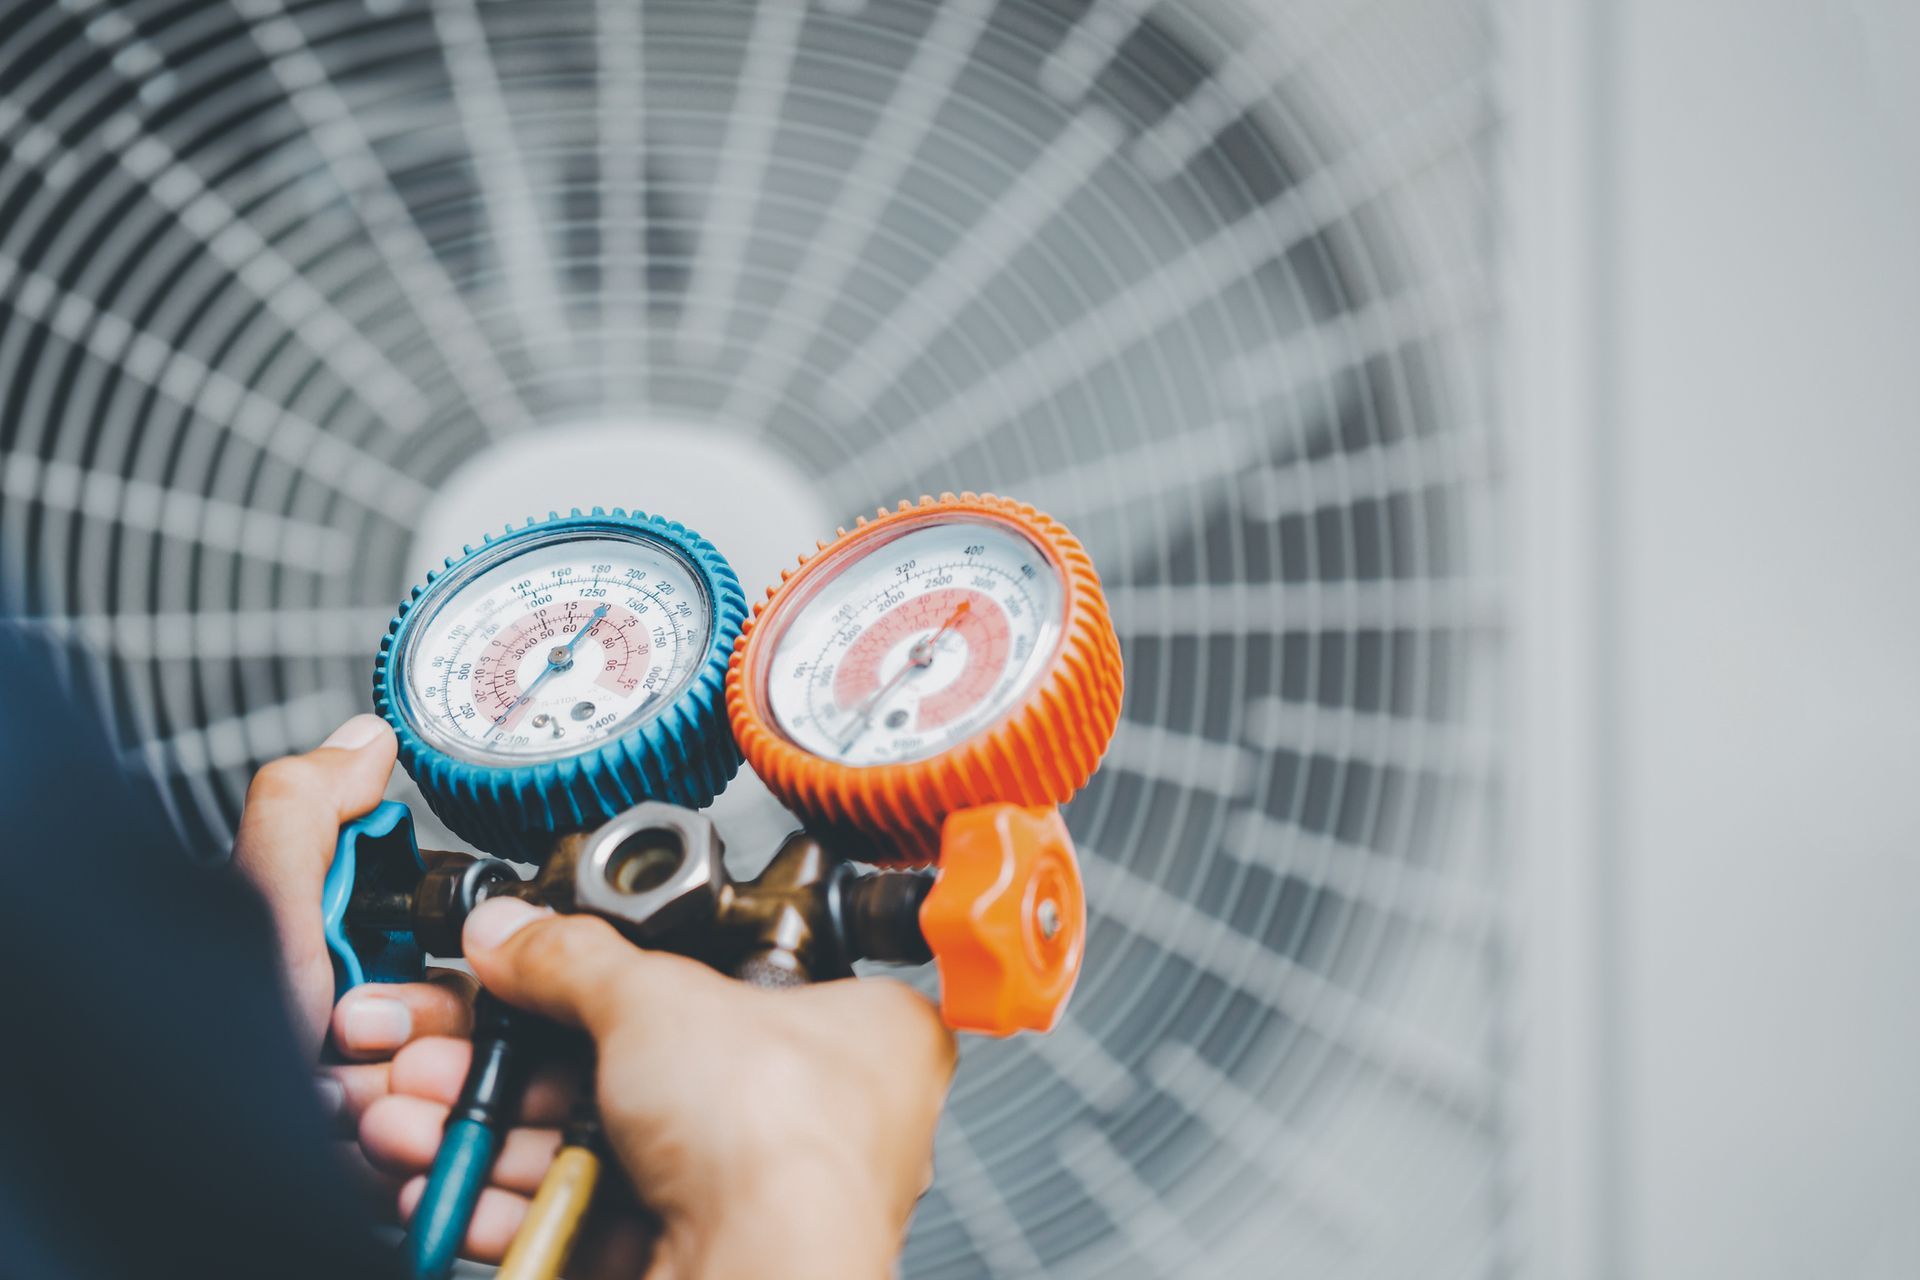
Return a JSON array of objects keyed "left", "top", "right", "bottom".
[
  {"left": 0, "top": 635, "right": 400, "bottom": 1279},
  {"left": 362, "top": 898, "right": 957, "bottom": 1279}
]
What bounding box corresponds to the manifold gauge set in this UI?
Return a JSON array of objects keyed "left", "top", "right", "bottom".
[{"left": 322, "top": 493, "right": 1122, "bottom": 1279}]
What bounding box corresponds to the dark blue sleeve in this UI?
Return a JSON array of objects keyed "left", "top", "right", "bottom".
[{"left": 0, "top": 627, "right": 399, "bottom": 1278}]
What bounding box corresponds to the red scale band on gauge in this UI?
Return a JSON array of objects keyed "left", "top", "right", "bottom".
[
  {"left": 589, "top": 611, "right": 652, "bottom": 697},
  {"left": 833, "top": 588, "right": 1010, "bottom": 732},
  {"left": 471, "top": 601, "right": 650, "bottom": 728}
]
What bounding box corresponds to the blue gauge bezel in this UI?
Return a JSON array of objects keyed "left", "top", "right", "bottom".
[{"left": 373, "top": 508, "right": 745, "bottom": 862}]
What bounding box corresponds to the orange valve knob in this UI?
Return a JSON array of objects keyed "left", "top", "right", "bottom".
[
  {"left": 920, "top": 803, "right": 1086, "bottom": 1036},
  {"left": 729, "top": 493, "right": 1123, "bottom": 864}
]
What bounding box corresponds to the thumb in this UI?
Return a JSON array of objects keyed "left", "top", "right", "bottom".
[
  {"left": 235, "top": 714, "right": 399, "bottom": 903},
  {"left": 233, "top": 713, "right": 399, "bottom": 1050},
  {"left": 463, "top": 901, "right": 712, "bottom": 1041}
]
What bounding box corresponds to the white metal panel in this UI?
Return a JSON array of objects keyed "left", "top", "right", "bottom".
[{"left": 1607, "top": 2, "right": 1920, "bottom": 1276}]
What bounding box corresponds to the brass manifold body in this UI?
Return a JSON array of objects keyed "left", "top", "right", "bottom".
[{"left": 345, "top": 801, "right": 935, "bottom": 986}]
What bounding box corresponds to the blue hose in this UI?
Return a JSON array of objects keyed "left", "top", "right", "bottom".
[{"left": 408, "top": 1118, "right": 497, "bottom": 1279}]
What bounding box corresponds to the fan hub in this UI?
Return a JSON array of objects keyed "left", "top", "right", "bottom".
[{"left": 407, "top": 419, "right": 833, "bottom": 604}]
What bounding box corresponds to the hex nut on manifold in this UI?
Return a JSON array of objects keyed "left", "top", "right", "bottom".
[{"left": 573, "top": 802, "right": 725, "bottom": 943}]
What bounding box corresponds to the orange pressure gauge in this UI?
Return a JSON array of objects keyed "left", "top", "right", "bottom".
[{"left": 728, "top": 493, "right": 1123, "bottom": 865}]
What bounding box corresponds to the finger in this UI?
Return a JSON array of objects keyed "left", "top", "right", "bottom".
[
  {"left": 362, "top": 1095, "right": 563, "bottom": 1193},
  {"left": 845, "top": 978, "right": 959, "bottom": 1081},
  {"left": 359, "top": 1094, "right": 446, "bottom": 1179},
  {"left": 233, "top": 715, "right": 398, "bottom": 897},
  {"left": 427, "top": 966, "right": 480, "bottom": 1002},
  {"left": 318, "top": 1062, "right": 388, "bottom": 1135},
  {"left": 330, "top": 973, "right": 476, "bottom": 1060},
  {"left": 232, "top": 714, "right": 399, "bottom": 1050},
  {"left": 387, "top": 1036, "right": 582, "bottom": 1124},
  {"left": 398, "top": 1176, "right": 530, "bottom": 1265},
  {"left": 386, "top": 1036, "right": 470, "bottom": 1104},
  {"left": 462, "top": 900, "right": 721, "bottom": 1039}
]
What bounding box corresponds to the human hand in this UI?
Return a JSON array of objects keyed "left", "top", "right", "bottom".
[
  {"left": 232, "top": 715, "right": 477, "bottom": 1119},
  {"left": 355, "top": 1035, "right": 653, "bottom": 1277},
  {"left": 359, "top": 898, "right": 958, "bottom": 1278}
]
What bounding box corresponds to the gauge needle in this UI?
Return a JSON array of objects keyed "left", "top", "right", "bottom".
[
  {"left": 836, "top": 600, "right": 970, "bottom": 755},
  {"left": 485, "top": 603, "right": 609, "bottom": 739}
]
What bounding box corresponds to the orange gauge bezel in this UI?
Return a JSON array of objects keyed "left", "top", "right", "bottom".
[{"left": 727, "top": 493, "right": 1123, "bottom": 865}]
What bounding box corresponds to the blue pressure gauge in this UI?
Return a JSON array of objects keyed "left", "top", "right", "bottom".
[{"left": 373, "top": 508, "right": 745, "bottom": 861}]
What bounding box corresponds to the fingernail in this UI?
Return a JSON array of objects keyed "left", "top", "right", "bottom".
[
  {"left": 465, "top": 897, "right": 549, "bottom": 951},
  {"left": 322, "top": 714, "right": 386, "bottom": 751},
  {"left": 339, "top": 994, "right": 411, "bottom": 1052},
  {"left": 315, "top": 1075, "right": 346, "bottom": 1121}
]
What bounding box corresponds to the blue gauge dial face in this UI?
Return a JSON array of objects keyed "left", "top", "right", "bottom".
[{"left": 397, "top": 527, "right": 713, "bottom": 764}]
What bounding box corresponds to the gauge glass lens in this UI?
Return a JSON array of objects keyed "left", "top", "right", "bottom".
[
  {"left": 402, "top": 531, "right": 711, "bottom": 762},
  {"left": 764, "top": 519, "right": 1064, "bottom": 765}
]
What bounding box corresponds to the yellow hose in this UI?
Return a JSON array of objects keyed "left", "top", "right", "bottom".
[{"left": 496, "top": 1143, "right": 603, "bottom": 1280}]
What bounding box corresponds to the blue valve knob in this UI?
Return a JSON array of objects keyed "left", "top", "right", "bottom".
[{"left": 323, "top": 800, "right": 427, "bottom": 998}]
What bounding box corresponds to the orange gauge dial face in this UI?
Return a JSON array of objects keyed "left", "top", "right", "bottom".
[
  {"left": 761, "top": 517, "right": 1064, "bottom": 765},
  {"left": 729, "top": 493, "right": 1123, "bottom": 864}
]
